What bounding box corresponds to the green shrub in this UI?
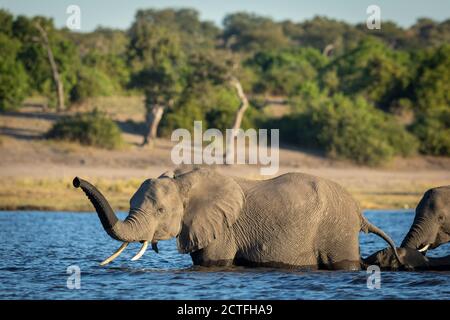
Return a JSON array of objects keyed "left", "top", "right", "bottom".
[
  {"left": 46, "top": 110, "right": 123, "bottom": 149},
  {"left": 245, "top": 47, "right": 327, "bottom": 96},
  {"left": 325, "top": 38, "right": 412, "bottom": 109},
  {"left": 411, "top": 108, "right": 450, "bottom": 156},
  {"left": 0, "top": 34, "right": 29, "bottom": 111},
  {"left": 70, "top": 67, "right": 116, "bottom": 103},
  {"left": 411, "top": 44, "right": 450, "bottom": 114},
  {"left": 408, "top": 45, "right": 450, "bottom": 156},
  {"left": 160, "top": 83, "right": 260, "bottom": 136},
  {"left": 265, "top": 94, "right": 418, "bottom": 165}
]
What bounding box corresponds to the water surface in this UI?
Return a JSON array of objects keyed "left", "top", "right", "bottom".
[{"left": 0, "top": 210, "right": 448, "bottom": 299}]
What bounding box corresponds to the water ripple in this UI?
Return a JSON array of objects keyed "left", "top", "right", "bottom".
[{"left": 0, "top": 210, "right": 448, "bottom": 299}]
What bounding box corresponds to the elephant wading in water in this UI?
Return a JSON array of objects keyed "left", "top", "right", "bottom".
[
  {"left": 361, "top": 186, "right": 450, "bottom": 271},
  {"left": 74, "top": 167, "right": 400, "bottom": 270},
  {"left": 401, "top": 186, "right": 450, "bottom": 253}
]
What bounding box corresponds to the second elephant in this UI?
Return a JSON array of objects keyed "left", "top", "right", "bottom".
[
  {"left": 75, "top": 167, "right": 400, "bottom": 270},
  {"left": 401, "top": 186, "right": 450, "bottom": 253}
]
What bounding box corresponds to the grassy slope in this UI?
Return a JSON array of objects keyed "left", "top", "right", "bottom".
[
  {"left": 0, "top": 177, "right": 445, "bottom": 211},
  {"left": 1, "top": 96, "right": 449, "bottom": 211}
]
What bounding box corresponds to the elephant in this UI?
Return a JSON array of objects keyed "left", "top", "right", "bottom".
[
  {"left": 73, "top": 167, "right": 400, "bottom": 270},
  {"left": 401, "top": 186, "right": 450, "bottom": 253},
  {"left": 363, "top": 247, "right": 450, "bottom": 271}
]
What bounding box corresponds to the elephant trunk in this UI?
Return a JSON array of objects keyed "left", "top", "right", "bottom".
[
  {"left": 401, "top": 225, "right": 420, "bottom": 249},
  {"left": 73, "top": 177, "right": 146, "bottom": 242},
  {"left": 401, "top": 217, "right": 435, "bottom": 251}
]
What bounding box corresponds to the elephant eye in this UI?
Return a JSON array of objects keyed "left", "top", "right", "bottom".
[
  {"left": 157, "top": 207, "right": 165, "bottom": 215},
  {"left": 438, "top": 215, "right": 445, "bottom": 222}
]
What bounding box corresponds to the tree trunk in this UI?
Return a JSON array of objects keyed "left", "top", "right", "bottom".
[
  {"left": 230, "top": 76, "right": 249, "bottom": 133},
  {"left": 35, "top": 22, "right": 65, "bottom": 112},
  {"left": 225, "top": 76, "right": 250, "bottom": 163},
  {"left": 322, "top": 44, "right": 334, "bottom": 57},
  {"left": 142, "top": 104, "right": 165, "bottom": 146}
]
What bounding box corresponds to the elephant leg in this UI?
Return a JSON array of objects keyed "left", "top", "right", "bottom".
[
  {"left": 318, "top": 253, "right": 362, "bottom": 271},
  {"left": 329, "top": 260, "right": 361, "bottom": 270},
  {"left": 318, "top": 233, "right": 361, "bottom": 271},
  {"left": 190, "top": 233, "right": 237, "bottom": 267},
  {"left": 190, "top": 250, "right": 235, "bottom": 267}
]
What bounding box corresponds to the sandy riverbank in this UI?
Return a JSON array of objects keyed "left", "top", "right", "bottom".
[{"left": 1, "top": 104, "right": 449, "bottom": 211}]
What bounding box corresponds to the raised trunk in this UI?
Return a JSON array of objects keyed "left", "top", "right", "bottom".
[
  {"left": 35, "top": 22, "right": 65, "bottom": 112},
  {"left": 73, "top": 177, "right": 148, "bottom": 242},
  {"left": 142, "top": 104, "right": 165, "bottom": 146}
]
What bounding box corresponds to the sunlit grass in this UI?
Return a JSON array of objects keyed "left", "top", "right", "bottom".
[
  {"left": 348, "top": 181, "right": 445, "bottom": 210},
  {"left": 0, "top": 178, "right": 143, "bottom": 211},
  {"left": 0, "top": 177, "right": 443, "bottom": 211}
]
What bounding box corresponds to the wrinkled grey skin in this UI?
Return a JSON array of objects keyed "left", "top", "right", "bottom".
[
  {"left": 401, "top": 186, "right": 450, "bottom": 253},
  {"left": 363, "top": 247, "right": 450, "bottom": 271},
  {"left": 81, "top": 167, "right": 400, "bottom": 270}
]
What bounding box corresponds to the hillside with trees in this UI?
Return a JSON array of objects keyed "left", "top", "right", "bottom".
[{"left": 0, "top": 8, "right": 449, "bottom": 165}]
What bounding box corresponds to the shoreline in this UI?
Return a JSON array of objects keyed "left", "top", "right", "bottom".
[
  {"left": 1, "top": 106, "right": 449, "bottom": 212},
  {"left": 0, "top": 166, "right": 447, "bottom": 211}
]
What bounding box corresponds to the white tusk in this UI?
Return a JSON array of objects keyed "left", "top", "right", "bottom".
[
  {"left": 418, "top": 244, "right": 430, "bottom": 252},
  {"left": 131, "top": 241, "right": 148, "bottom": 261},
  {"left": 99, "top": 242, "right": 129, "bottom": 266}
]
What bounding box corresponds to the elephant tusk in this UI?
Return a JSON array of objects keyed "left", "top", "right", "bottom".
[
  {"left": 99, "top": 242, "right": 129, "bottom": 266},
  {"left": 131, "top": 241, "right": 148, "bottom": 261},
  {"left": 418, "top": 244, "right": 430, "bottom": 252}
]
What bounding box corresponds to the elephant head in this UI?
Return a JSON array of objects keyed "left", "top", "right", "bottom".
[
  {"left": 74, "top": 168, "right": 244, "bottom": 265},
  {"left": 401, "top": 186, "right": 450, "bottom": 253}
]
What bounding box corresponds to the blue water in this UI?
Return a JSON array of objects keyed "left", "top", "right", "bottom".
[{"left": 0, "top": 210, "right": 448, "bottom": 300}]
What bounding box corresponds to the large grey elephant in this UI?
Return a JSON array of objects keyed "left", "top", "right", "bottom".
[
  {"left": 74, "top": 167, "right": 400, "bottom": 270},
  {"left": 401, "top": 186, "right": 450, "bottom": 253}
]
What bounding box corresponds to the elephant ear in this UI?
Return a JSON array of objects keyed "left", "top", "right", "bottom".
[{"left": 176, "top": 168, "right": 244, "bottom": 253}]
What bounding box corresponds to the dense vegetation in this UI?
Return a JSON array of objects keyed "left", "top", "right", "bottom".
[
  {"left": 1, "top": 8, "right": 449, "bottom": 164},
  {"left": 46, "top": 110, "right": 123, "bottom": 149}
]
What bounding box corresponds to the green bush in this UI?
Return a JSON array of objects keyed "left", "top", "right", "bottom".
[
  {"left": 245, "top": 47, "right": 327, "bottom": 96},
  {"left": 70, "top": 52, "right": 130, "bottom": 103},
  {"left": 265, "top": 94, "right": 418, "bottom": 165},
  {"left": 411, "top": 44, "right": 450, "bottom": 114},
  {"left": 407, "top": 45, "right": 450, "bottom": 156},
  {"left": 46, "top": 110, "right": 123, "bottom": 149},
  {"left": 324, "top": 38, "right": 412, "bottom": 109},
  {"left": 411, "top": 108, "right": 450, "bottom": 156},
  {"left": 70, "top": 67, "right": 117, "bottom": 103},
  {"left": 12, "top": 16, "right": 79, "bottom": 109},
  {"left": 0, "top": 34, "right": 29, "bottom": 111},
  {"left": 160, "top": 83, "right": 259, "bottom": 136}
]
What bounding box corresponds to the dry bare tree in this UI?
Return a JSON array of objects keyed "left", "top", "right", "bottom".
[
  {"left": 224, "top": 71, "right": 250, "bottom": 163},
  {"left": 322, "top": 44, "right": 335, "bottom": 57},
  {"left": 35, "top": 22, "right": 65, "bottom": 111},
  {"left": 229, "top": 76, "right": 250, "bottom": 133}
]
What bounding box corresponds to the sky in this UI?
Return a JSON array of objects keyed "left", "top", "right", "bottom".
[{"left": 0, "top": 0, "right": 448, "bottom": 32}]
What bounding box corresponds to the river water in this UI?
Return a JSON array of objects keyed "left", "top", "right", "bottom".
[{"left": 0, "top": 210, "right": 448, "bottom": 299}]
